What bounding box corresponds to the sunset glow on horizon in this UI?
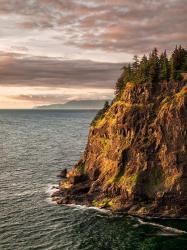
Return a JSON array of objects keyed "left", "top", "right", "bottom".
[{"left": 0, "top": 0, "right": 186, "bottom": 108}]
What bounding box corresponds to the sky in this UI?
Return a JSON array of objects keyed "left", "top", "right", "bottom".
[{"left": 0, "top": 0, "right": 186, "bottom": 108}]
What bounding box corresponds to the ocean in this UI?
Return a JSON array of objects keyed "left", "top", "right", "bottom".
[{"left": 0, "top": 109, "right": 186, "bottom": 250}]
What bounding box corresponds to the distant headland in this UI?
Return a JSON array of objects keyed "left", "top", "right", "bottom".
[{"left": 33, "top": 100, "right": 111, "bottom": 110}]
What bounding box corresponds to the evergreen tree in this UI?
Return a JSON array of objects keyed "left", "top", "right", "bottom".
[
  {"left": 132, "top": 55, "right": 140, "bottom": 82},
  {"left": 170, "top": 45, "right": 187, "bottom": 80},
  {"left": 115, "top": 75, "right": 124, "bottom": 97},
  {"left": 148, "top": 48, "right": 160, "bottom": 83},
  {"left": 91, "top": 101, "right": 110, "bottom": 126},
  {"left": 159, "top": 50, "right": 170, "bottom": 81},
  {"left": 139, "top": 55, "right": 149, "bottom": 83},
  {"left": 114, "top": 46, "right": 187, "bottom": 99},
  {"left": 132, "top": 55, "right": 139, "bottom": 71},
  {"left": 103, "top": 101, "right": 110, "bottom": 111},
  {"left": 123, "top": 64, "right": 133, "bottom": 83}
]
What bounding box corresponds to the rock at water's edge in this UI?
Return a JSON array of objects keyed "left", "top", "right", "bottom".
[{"left": 58, "top": 80, "right": 187, "bottom": 218}]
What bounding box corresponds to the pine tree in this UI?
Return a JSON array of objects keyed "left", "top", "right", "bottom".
[
  {"left": 132, "top": 55, "right": 139, "bottom": 71},
  {"left": 148, "top": 48, "right": 160, "bottom": 83},
  {"left": 103, "top": 100, "right": 110, "bottom": 111},
  {"left": 170, "top": 45, "right": 187, "bottom": 80},
  {"left": 91, "top": 101, "right": 110, "bottom": 126},
  {"left": 159, "top": 50, "right": 170, "bottom": 81},
  {"left": 115, "top": 76, "right": 124, "bottom": 97},
  {"left": 139, "top": 55, "right": 149, "bottom": 83},
  {"left": 114, "top": 46, "right": 187, "bottom": 99},
  {"left": 123, "top": 64, "right": 132, "bottom": 83}
]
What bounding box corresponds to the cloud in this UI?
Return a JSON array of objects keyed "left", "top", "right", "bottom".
[
  {"left": 0, "top": 0, "right": 186, "bottom": 56},
  {"left": 0, "top": 52, "right": 124, "bottom": 89},
  {"left": 9, "top": 94, "right": 72, "bottom": 104},
  {"left": 66, "top": 0, "right": 187, "bottom": 53},
  {"left": 0, "top": 0, "right": 186, "bottom": 108},
  {"left": 10, "top": 46, "right": 29, "bottom": 52},
  {"left": 9, "top": 90, "right": 113, "bottom": 105}
]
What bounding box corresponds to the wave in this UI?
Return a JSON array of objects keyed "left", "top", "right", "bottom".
[
  {"left": 137, "top": 218, "right": 187, "bottom": 235},
  {"left": 45, "top": 197, "right": 58, "bottom": 205},
  {"left": 45, "top": 184, "right": 111, "bottom": 214},
  {"left": 45, "top": 184, "right": 60, "bottom": 205},
  {"left": 45, "top": 184, "right": 186, "bottom": 234},
  {"left": 46, "top": 184, "right": 59, "bottom": 195},
  {"left": 65, "top": 204, "right": 110, "bottom": 214}
]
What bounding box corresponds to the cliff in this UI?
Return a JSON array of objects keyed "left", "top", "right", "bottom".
[{"left": 57, "top": 78, "right": 187, "bottom": 218}]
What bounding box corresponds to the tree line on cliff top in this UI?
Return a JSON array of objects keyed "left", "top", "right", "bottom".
[
  {"left": 91, "top": 46, "right": 187, "bottom": 126},
  {"left": 115, "top": 45, "right": 187, "bottom": 97}
]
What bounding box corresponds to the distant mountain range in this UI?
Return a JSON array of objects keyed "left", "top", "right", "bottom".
[{"left": 33, "top": 100, "right": 111, "bottom": 110}]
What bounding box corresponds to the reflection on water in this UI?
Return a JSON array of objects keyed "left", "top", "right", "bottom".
[{"left": 0, "top": 110, "right": 186, "bottom": 250}]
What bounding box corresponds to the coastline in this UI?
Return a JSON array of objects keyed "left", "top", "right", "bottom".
[
  {"left": 49, "top": 182, "right": 187, "bottom": 236},
  {"left": 50, "top": 175, "right": 187, "bottom": 220}
]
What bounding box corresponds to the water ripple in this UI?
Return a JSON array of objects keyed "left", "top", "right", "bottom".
[{"left": 0, "top": 110, "right": 187, "bottom": 250}]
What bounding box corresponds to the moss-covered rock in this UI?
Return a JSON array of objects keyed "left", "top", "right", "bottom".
[{"left": 58, "top": 79, "right": 187, "bottom": 218}]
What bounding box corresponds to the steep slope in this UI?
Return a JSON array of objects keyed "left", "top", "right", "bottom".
[{"left": 58, "top": 79, "right": 187, "bottom": 218}]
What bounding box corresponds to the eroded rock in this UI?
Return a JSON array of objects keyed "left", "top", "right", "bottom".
[
  {"left": 57, "top": 168, "right": 67, "bottom": 178},
  {"left": 57, "top": 81, "right": 187, "bottom": 218}
]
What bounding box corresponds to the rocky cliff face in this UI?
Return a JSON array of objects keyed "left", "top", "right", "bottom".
[{"left": 58, "top": 80, "right": 187, "bottom": 218}]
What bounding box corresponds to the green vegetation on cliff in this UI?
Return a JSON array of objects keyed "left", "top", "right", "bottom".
[
  {"left": 92, "top": 46, "right": 187, "bottom": 128},
  {"left": 59, "top": 46, "right": 187, "bottom": 218},
  {"left": 91, "top": 101, "right": 110, "bottom": 126},
  {"left": 115, "top": 46, "right": 187, "bottom": 98}
]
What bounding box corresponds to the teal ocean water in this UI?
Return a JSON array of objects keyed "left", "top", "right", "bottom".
[{"left": 0, "top": 110, "right": 186, "bottom": 250}]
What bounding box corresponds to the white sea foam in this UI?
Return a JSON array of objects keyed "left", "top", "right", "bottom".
[
  {"left": 45, "top": 186, "right": 111, "bottom": 213},
  {"left": 137, "top": 218, "right": 187, "bottom": 235},
  {"left": 45, "top": 184, "right": 60, "bottom": 205},
  {"left": 65, "top": 204, "right": 110, "bottom": 214},
  {"left": 46, "top": 184, "right": 59, "bottom": 196},
  {"left": 46, "top": 197, "right": 58, "bottom": 205}
]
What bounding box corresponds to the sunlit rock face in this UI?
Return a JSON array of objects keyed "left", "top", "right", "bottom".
[{"left": 60, "top": 80, "right": 187, "bottom": 218}]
